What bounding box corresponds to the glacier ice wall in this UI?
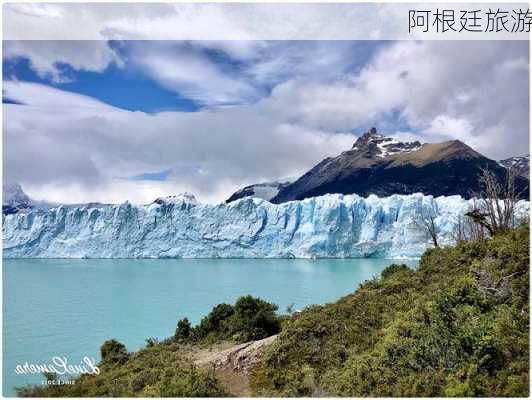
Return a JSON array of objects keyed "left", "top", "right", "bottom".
[{"left": 2, "top": 193, "right": 529, "bottom": 259}]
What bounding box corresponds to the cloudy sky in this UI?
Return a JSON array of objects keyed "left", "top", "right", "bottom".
[{"left": 3, "top": 38, "right": 529, "bottom": 204}]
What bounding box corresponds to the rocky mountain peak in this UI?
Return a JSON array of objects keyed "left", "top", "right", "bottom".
[
  {"left": 352, "top": 127, "right": 382, "bottom": 149},
  {"left": 351, "top": 127, "right": 423, "bottom": 158}
]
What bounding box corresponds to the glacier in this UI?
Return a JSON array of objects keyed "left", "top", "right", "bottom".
[{"left": 2, "top": 193, "right": 529, "bottom": 259}]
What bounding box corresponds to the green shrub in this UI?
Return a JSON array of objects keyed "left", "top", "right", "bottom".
[
  {"left": 175, "top": 317, "right": 192, "bottom": 340},
  {"left": 230, "top": 295, "right": 280, "bottom": 341},
  {"left": 196, "top": 303, "right": 234, "bottom": 338},
  {"left": 380, "top": 263, "right": 411, "bottom": 280},
  {"left": 100, "top": 339, "right": 129, "bottom": 364},
  {"left": 182, "top": 296, "right": 281, "bottom": 343}
]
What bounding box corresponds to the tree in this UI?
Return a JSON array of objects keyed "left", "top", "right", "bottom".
[
  {"left": 145, "top": 337, "right": 159, "bottom": 347},
  {"left": 416, "top": 208, "right": 439, "bottom": 248},
  {"left": 452, "top": 208, "right": 487, "bottom": 245},
  {"left": 175, "top": 318, "right": 191, "bottom": 340},
  {"left": 285, "top": 303, "right": 295, "bottom": 315},
  {"left": 467, "top": 167, "right": 527, "bottom": 235}
]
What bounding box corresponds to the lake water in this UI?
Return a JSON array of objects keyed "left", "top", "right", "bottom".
[{"left": 3, "top": 258, "right": 417, "bottom": 395}]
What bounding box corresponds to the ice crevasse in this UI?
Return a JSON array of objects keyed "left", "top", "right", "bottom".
[{"left": 2, "top": 193, "right": 529, "bottom": 259}]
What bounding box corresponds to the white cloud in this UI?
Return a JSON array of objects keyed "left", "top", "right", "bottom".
[
  {"left": 7, "top": 3, "right": 524, "bottom": 41},
  {"left": 3, "top": 80, "right": 114, "bottom": 109},
  {"left": 7, "top": 3, "right": 64, "bottom": 18},
  {"left": 125, "top": 42, "right": 261, "bottom": 106},
  {"left": 4, "top": 39, "right": 368, "bottom": 106},
  {"left": 4, "top": 3, "right": 404, "bottom": 40},
  {"left": 3, "top": 40, "right": 529, "bottom": 205},
  {"left": 4, "top": 81, "right": 353, "bottom": 204},
  {"left": 120, "top": 40, "right": 366, "bottom": 106},
  {"left": 4, "top": 41, "right": 121, "bottom": 82}
]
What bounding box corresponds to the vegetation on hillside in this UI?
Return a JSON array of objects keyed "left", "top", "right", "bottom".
[
  {"left": 16, "top": 338, "right": 227, "bottom": 397},
  {"left": 251, "top": 225, "right": 529, "bottom": 397}
]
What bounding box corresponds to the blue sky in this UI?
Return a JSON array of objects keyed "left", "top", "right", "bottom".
[
  {"left": 3, "top": 41, "right": 385, "bottom": 113},
  {"left": 4, "top": 44, "right": 198, "bottom": 112},
  {"left": 3, "top": 39, "right": 529, "bottom": 204}
]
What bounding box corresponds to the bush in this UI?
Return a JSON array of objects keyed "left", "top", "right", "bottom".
[
  {"left": 380, "top": 263, "right": 411, "bottom": 280},
  {"left": 230, "top": 295, "right": 280, "bottom": 341},
  {"left": 175, "top": 318, "right": 191, "bottom": 340},
  {"left": 196, "top": 303, "right": 234, "bottom": 338},
  {"left": 179, "top": 296, "right": 281, "bottom": 344},
  {"left": 100, "top": 339, "right": 129, "bottom": 364}
]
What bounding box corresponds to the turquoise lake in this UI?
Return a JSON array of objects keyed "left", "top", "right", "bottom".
[{"left": 3, "top": 258, "right": 417, "bottom": 395}]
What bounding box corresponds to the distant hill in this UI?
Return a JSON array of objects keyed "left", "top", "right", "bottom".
[
  {"left": 226, "top": 179, "right": 293, "bottom": 203},
  {"left": 499, "top": 155, "right": 529, "bottom": 178},
  {"left": 2, "top": 181, "right": 55, "bottom": 214},
  {"left": 270, "top": 128, "right": 529, "bottom": 203},
  {"left": 2, "top": 182, "right": 33, "bottom": 214}
]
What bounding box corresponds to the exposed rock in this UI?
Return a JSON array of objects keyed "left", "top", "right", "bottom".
[
  {"left": 195, "top": 334, "right": 278, "bottom": 373},
  {"left": 351, "top": 127, "right": 423, "bottom": 158}
]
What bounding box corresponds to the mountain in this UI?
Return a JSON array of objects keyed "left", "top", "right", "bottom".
[
  {"left": 226, "top": 179, "right": 293, "bottom": 203},
  {"left": 499, "top": 155, "right": 530, "bottom": 178},
  {"left": 2, "top": 182, "right": 33, "bottom": 215},
  {"left": 271, "top": 128, "right": 529, "bottom": 203},
  {"left": 3, "top": 192, "right": 529, "bottom": 259},
  {"left": 3, "top": 182, "right": 31, "bottom": 205},
  {"left": 2, "top": 181, "right": 56, "bottom": 215}
]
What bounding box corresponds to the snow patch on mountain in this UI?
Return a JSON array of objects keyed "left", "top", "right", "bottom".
[
  {"left": 351, "top": 127, "right": 424, "bottom": 158},
  {"left": 226, "top": 179, "right": 294, "bottom": 203},
  {"left": 375, "top": 137, "right": 423, "bottom": 158}
]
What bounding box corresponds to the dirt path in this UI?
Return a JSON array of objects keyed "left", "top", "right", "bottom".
[{"left": 193, "top": 335, "right": 278, "bottom": 396}]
